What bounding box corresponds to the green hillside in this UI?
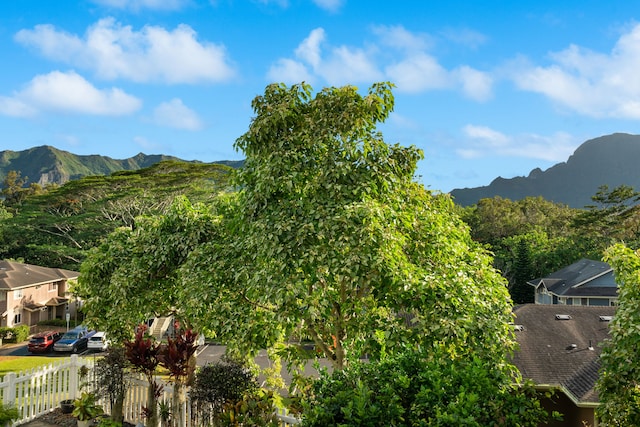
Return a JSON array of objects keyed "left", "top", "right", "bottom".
[
  {"left": 0, "top": 145, "right": 243, "bottom": 186},
  {"left": 0, "top": 160, "right": 234, "bottom": 270}
]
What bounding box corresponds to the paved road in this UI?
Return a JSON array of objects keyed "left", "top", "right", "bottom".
[
  {"left": 0, "top": 342, "right": 103, "bottom": 357},
  {"left": 196, "top": 344, "right": 332, "bottom": 388}
]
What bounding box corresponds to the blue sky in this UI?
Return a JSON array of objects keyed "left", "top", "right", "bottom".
[{"left": 1, "top": 0, "right": 640, "bottom": 193}]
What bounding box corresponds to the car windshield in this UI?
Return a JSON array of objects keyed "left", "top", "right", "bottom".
[
  {"left": 61, "top": 332, "right": 80, "bottom": 340},
  {"left": 90, "top": 337, "right": 102, "bottom": 342},
  {"left": 30, "top": 337, "right": 45, "bottom": 344}
]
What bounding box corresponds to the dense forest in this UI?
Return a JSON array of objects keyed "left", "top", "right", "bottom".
[{"left": 458, "top": 184, "right": 640, "bottom": 302}]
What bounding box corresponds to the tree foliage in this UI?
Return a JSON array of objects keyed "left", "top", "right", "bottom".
[
  {"left": 302, "top": 349, "right": 555, "bottom": 427},
  {"left": 73, "top": 196, "right": 221, "bottom": 342},
  {"left": 182, "top": 82, "right": 516, "bottom": 372},
  {"left": 2, "top": 170, "right": 28, "bottom": 207},
  {"left": 597, "top": 243, "right": 640, "bottom": 426},
  {"left": 572, "top": 184, "right": 640, "bottom": 256}
]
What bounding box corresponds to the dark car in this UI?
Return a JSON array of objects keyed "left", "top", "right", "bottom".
[
  {"left": 27, "top": 331, "right": 63, "bottom": 353},
  {"left": 53, "top": 326, "right": 94, "bottom": 353}
]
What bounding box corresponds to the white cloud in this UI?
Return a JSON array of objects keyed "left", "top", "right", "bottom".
[
  {"left": 320, "top": 46, "right": 383, "bottom": 86},
  {"left": 267, "top": 59, "right": 313, "bottom": 84},
  {"left": 512, "top": 23, "right": 640, "bottom": 119},
  {"left": 295, "top": 28, "right": 325, "bottom": 69},
  {"left": 372, "top": 25, "right": 431, "bottom": 52},
  {"left": 463, "top": 125, "right": 509, "bottom": 147},
  {"left": 268, "top": 26, "right": 492, "bottom": 99},
  {"left": 385, "top": 52, "right": 451, "bottom": 93},
  {"left": 312, "top": 0, "right": 344, "bottom": 13},
  {"left": 153, "top": 99, "right": 204, "bottom": 131},
  {"left": 454, "top": 66, "right": 494, "bottom": 101},
  {"left": 15, "top": 18, "right": 235, "bottom": 84},
  {"left": 0, "top": 70, "right": 141, "bottom": 117},
  {"left": 268, "top": 27, "right": 382, "bottom": 86},
  {"left": 459, "top": 125, "right": 578, "bottom": 162},
  {"left": 90, "top": 0, "right": 189, "bottom": 11}
]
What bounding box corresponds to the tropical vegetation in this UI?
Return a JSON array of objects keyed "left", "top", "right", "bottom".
[{"left": 3, "top": 81, "right": 640, "bottom": 424}]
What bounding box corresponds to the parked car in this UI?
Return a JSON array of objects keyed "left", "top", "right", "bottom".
[
  {"left": 53, "top": 326, "right": 95, "bottom": 353},
  {"left": 27, "top": 331, "right": 63, "bottom": 353},
  {"left": 87, "top": 332, "right": 109, "bottom": 352}
]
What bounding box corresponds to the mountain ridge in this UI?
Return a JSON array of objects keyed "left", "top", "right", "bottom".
[
  {"left": 0, "top": 145, "right": 243, "bottom": 187},
  {"left": 450, "top": 133, "right": 640, "bottom": 208}
]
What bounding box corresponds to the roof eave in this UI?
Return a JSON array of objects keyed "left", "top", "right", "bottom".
[{"left": 533, "top": 384, "right": 600, "bottom": 408}]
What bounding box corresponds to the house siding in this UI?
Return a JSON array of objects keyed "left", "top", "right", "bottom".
[
  {"left": 3, "top": 279, "right": 72, "bottom": 328},
  {"left": 539, "top": 392, "right": 596, "bottom": 427}
]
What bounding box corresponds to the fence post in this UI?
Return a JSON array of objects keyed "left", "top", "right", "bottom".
[
  {"left": 69, "top": 354, "right": 79, "bottom": 399},
  {"left": 3, "top": 373, "right": 16, "bottom": 406}
]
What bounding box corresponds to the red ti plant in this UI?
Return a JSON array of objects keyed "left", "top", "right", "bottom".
[
  {"left": 158, "top": 328, "right": 199, "bottom": 427},
  {"left": 125, "top": 324, "right": 161, "bottom": 427}
]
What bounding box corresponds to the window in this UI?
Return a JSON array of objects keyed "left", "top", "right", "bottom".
[
  {"left": 14, "top": 289, "right": 23, "bottom": 300},
  {"left": 14, "top": 313, "right": 21, "bottom": 325},
  {"left": 0, "top": 292, "right": 5, "bottom": 302},
  {"left": 48, "top": 283, "right": 58, "bottom": 292}
]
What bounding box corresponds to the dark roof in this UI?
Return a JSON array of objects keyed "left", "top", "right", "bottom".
[
  {"left": 0, "top": 260, "right": 79, "bottom": 290},
  {"left": 511, "top": 304, "right": 615, "bottom": 405},
  {"left": 527, "top": 258, "right": 617, "bottom": 298}
]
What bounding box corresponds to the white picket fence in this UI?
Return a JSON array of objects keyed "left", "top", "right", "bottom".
[{"left": 0, "top": 355, "right": 300, "bottom": 427}]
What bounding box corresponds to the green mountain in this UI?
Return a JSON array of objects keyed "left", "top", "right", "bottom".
[
  {"left": 0, "top": 145, "right": 243, "bottom": 186},
  {"left": 450, "top": 133, "right": 640, "bottom": 208}
]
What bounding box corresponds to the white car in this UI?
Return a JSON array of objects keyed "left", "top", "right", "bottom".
[{"left": 87, "top": 332, "right": 109, "bottom": 352}]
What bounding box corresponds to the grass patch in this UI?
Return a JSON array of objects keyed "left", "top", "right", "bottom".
[{"left": 0, "top": 355, "right": 66, "bottom": 378}]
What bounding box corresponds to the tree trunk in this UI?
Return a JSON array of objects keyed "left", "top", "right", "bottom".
[
  {"left": 111, "top": 395, "right": 124, "bottom": 424},
  {"left": 172, "top": 382, "right": 186, "bottom": 427},
  {"left": 146, "top": 379, "right": 158, "bottom": 427}
]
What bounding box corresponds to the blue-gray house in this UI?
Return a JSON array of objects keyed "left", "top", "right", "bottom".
[{"left": 527, "top": 258, "right": 618, "bottom": 306}]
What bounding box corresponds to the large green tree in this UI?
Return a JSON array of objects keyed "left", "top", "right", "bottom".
[
  {"left": 73, "top": 197, "right": 221, "bottom": 342},
  {"left": 183, "top": 82, "right": 516, "bottom": 371},
  {"left": 597, "top": 243, "right": 640, "bottom": 426}
]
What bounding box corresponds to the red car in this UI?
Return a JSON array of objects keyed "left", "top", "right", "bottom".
[{"left": 27, "top": 331, "right": 63, "bottom": 353}]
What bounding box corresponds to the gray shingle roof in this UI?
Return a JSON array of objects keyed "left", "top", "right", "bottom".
[
  {"left": 511, "top": 304, "right": 615, "bottom": 405},
  {"left": 0, "top": 260, "right": 79, "bottom": 290},
  {"left": 527, "top": 258, "right": 617, "bottom": 298}
]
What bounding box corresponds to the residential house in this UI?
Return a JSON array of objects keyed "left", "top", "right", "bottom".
[
  {"left": 527, "top": 259, "right": 617, "bottom": 306},
  {"left": 0, "top": 260, "right": 79, "bottom": 328},
  {"left": 512, "top": 304, "right": 615, "bottom": 427}
]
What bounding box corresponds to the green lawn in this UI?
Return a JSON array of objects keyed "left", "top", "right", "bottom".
[{"left": 0, "top": 355, "right": 67, "bottom": 378}]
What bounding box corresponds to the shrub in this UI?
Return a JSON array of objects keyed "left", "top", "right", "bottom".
[
  {"left": 301, "top": 349, "right": 557, "bottom": 427},
  {"left": 0, "top": 327, "right": 11, "bottom": 341},
  {"left": 191, "top": 357, "right": 279, "bottom": 426},
  {"left": 190, "top": 357, "right": 258, "bottom": 413},
  {"left": 0, "top": 325, "right": 30, "bottom": 343},
  {"left": 12, "top": 325, "right": 30, "bottom": 343},
  {"left": 0, "top": 402, "right": 20, "bottom": 424},
  {"left": 217, "top": 390, "right": 279, "bottom": 427}
]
